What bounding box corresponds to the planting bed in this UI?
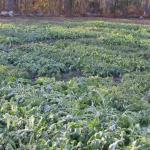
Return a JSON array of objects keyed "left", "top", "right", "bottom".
[{"left": 0, "top": 20, "right": 150, "bottom": 149}]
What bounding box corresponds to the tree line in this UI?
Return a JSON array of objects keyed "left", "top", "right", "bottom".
[{"left": 0, "top": 0, "right": 150, "bottom": 17}]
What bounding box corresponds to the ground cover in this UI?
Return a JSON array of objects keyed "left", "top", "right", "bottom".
[{"left": 0, "top": 20, "right": 150, "bottom": 149}]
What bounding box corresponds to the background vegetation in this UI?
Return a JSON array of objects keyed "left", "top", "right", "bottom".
[{"left": 1, "top": 0, "right": 150, "bottom": 17}]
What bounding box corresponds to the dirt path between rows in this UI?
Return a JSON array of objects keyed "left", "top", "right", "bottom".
[{"left": 0, "top": 16, "right": 150, "bottom": 25}]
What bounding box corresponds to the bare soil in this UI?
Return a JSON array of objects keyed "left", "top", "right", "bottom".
[{"left": 0, "top": 16, "right": 150, "bottom": 25}]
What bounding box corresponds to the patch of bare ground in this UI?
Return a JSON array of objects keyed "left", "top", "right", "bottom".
[
  {"left": 60, "top": 69, "right": 83, "bottom": 81},
  {"left": 0, "top": 16, "right": 150, "bottom": 25}
]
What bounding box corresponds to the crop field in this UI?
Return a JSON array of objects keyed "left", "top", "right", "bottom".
[{"left": 0, "top": 20, "right": 150, "bottom": 149}]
